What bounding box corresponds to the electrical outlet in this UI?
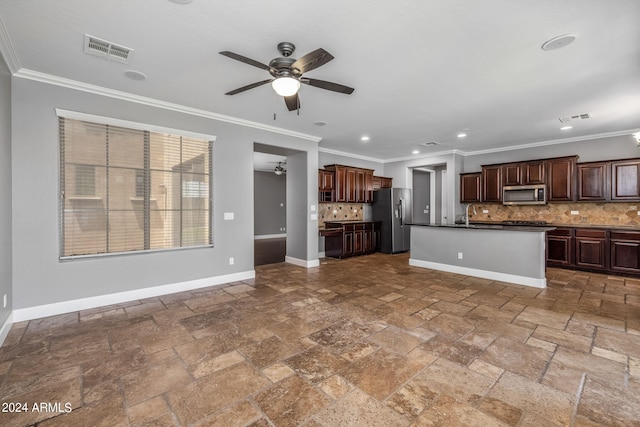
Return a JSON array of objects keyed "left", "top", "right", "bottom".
[
  {"left": 229, "top": 257, "right": 234, "bottom": 265},
  {"left": 483, "top": 209, "right": 489, "bottom": 214},
  {"left": 570, "top": 210, "right": 579, "bottom": 215},
  {"left": 457, "top": 252, "right": 463, "bottom": 260}
]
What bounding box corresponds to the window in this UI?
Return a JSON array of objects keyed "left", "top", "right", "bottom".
[{"left": 59, "top": 116, "right": 213, "bottom": 258}]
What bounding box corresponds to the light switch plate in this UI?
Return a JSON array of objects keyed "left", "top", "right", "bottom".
[
  {"left": 224, "top": 212, "right": 234, "bottom": 220},
  {"left": 310, "top": 214, "right": 318, "bottom": 221}
]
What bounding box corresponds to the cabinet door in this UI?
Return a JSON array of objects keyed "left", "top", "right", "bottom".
[
  {"left": 342, "top": 232, "right": 354, "bottom": 257},
  {"left": 355, "top": 169, "right": 366, "bottom": 202},
  {"left": 482, "top": 165, "right": 502, "bottom": 202},
  {"left": 346, "top": 168, "right": 357, "bottom": 202},
  {"left": 546, "top": 228, "right": 574, "bottom": 266},
  {"left": 547, "top": 157, "right": 576, "bottom": 201},
  {"left": 523, "top": 161, "right": 545, "bottom": 185},
  {"left": 575, "top": 230, "right": 607, "bottom": 270},
  {"left": 364, "top": 170, "right": 374, "bottom": 203},
  {"left": 319, "top": 170, "right": 334, "bottom": 191},
  {"left": 502, "top": 163, "right": 522, "bottom": 186},
  {"left": 363, "top": 228, "right": 373, "bottom": 253},
  {"left": 611, "top": 160, "right": 640, "bottom": 200},
  {"left": 610, "top": 231, "right": 640, "bottom": 272},
  {"left": 381, "top": 177, "right": 393, "bottom": 188},
  {"left": 460, "top": 173, "right": 481, "bottom": 203},
  {"left": 334, "top": 166, "right": 347, "bottom": 202},
  {"left": 353, "top": 230, "right": 364, "bottom": 254},
  {"left": 578, "top": 162, "right": 609, "bottom": 201}
]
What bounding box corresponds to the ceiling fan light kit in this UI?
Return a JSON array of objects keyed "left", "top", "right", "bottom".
[
  {"left": 272, "top": 76, "right": 300, "bottom": 97},
  {"left": 220, "top": 42, "right": 354, "bottom": 111}
]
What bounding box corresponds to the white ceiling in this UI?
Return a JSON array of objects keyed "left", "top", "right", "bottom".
[{"left": 1, "top": 0, "right": 639, "bottom": 161}]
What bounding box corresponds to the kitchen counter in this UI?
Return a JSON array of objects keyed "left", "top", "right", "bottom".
[
  {"left": 462, "top": 221, "right": 640, "bottom": 231},
  {"left": 409, "top": 223, "right": 547, "bottom": 288},
  {"left": 410, "top": 222, "right": 556, "bottom": 232}
]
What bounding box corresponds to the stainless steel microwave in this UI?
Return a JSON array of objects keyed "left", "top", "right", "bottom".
[{"left": 503, "top": 184, "right": 547, "bottom": 205}]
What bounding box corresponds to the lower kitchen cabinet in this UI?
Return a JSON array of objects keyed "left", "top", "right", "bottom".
[
  {"left": 546, "top": 227, "right": 640, "bottom": 276},
  {"left": 322, "top": 221, "right": 381, "bottom": 259},
  {"left": 610, "top": 231, "right": 640, "bottom": 273},
  {"left": 546, "top": 228, "right": 574, "bottom": 267}
]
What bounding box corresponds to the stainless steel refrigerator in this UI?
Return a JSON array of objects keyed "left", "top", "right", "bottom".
[{"left": 372, "top": 188, "right": 412, "bottom": 254}]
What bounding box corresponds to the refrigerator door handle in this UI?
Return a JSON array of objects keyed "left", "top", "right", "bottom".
[{"left": 399, "top": 198, "right": 404, "bottom": 226}]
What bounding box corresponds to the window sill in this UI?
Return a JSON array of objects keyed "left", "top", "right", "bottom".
[{"left": 68, "top": 196, "right": 102, "bottom": 200}]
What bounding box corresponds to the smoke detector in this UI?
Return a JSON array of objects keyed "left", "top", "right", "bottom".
[
  {"left": 84, "top": 34, "right": 134, "bottom": 64},
  {"left": 558, "top": 113, "right": 591, "bottom": 124}
]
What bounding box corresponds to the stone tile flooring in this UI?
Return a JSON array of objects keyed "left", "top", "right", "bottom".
[{"left": 1, "top": 253, "right": 639, "bottom": 426}]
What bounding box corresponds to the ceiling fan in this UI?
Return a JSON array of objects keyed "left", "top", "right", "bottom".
[
  {"left": 219, "top": 42, "right": 354, "bottom": 111},
  {"left": 274, "top": 161, "right": 286, "bottom": 175}
]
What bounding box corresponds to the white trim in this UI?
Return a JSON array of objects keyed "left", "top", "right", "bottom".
[
  {"left": 285, "top": 256, "right": 320, "bottom": 268},
  {"left": 318, "top": 147, "right": 386, "bottom": 163},
  {"left": 12, "top": 270, "right": 255, "bottom": 322},
  {"left": 409, "top": 258, "right": 546, "bottom": 288},
  {"left": 16, "top": 69, "right": 322, "bottom": 143},
  {"left": 0, "top": 16, "right": 21, "bottom": 74},
  {"left": 0, "top": 312, "right": 15, "bottom": 348},
  {"left": 56, "top": 108, "right": 217, "bottom": 142},
  {"left": 318, "top": 251, "right": 326, "bottom": 258},
  {"left": 254, "top": 234, "right": 287, "bottom": 240},
  {"left": 384, "top": 149, "right": 465, "bottom": 164}
]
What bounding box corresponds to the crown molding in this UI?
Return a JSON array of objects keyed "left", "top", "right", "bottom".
[
  {"left": 14, "top": 68, "right": 322, "bottom": 143},
  {"left": 0, "top": 16, "right": 21, "bottom": 73},
  {"left": 318, "top": 146, "right": 386, "bottom": 164},
  {"left": 383, "top": 149, "right": 465, "bottom": 164},
  {"left": 461, "top": 129, "right": 639, "bottom": 157}
]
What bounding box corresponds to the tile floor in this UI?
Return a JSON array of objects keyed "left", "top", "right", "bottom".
[{"left": 1, "top": 253, "right": 639, "bottom": 426}]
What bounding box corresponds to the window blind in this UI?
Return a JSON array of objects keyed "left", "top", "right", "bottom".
[{"left": 59, "top": 117, "right": 213, "bottom": 258}]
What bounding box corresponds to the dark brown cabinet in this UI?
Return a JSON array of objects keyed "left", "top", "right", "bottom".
[
  {"left": 546, "top": 228, "right": 574, "bottom": 267},
  {"left": 460, "top": 173, "right": 481, "bottom": 203},
  {"left": 373, "top": 176, "right": 393, "bottom": 190},
  {"left": 611, "top": 160, "right": 640, "bottom": 200},
  {"left": 523, "top": 161, "right": 546, "bottom": 185},
  {"left": 482, "top": 165, "right": 502, "bottom": 202},
  {"left": 575, "top": 229, "right": 607, "bottom": 270},
  {"left": 318, "top": 169, "right": 335, "bottom": 202},
  {"left": 323, "top": 221, "right": 381, "bottom": 259},
  {"left": 502, "top": 163, "right": 523, "bottom": 186},
  {"left": 578, "top": 162, "right": 609, "bottom": 201},
  {"left": 547, "top": 156, "right": 577, "bottom": 202},
  {"left": 610, "top": 231, "right": 640, "bottom": 273},
  {"left": 324, "top": 165, "right": 374, "bottom": 203}
]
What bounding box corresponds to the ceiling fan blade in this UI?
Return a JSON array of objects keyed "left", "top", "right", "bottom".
[
  {"left": 302, "top": 78, "right": 354, "bottom": 95},
  {"left": 225, "top": 79, "right": 273, "bottom": 95},
  {"left": 290, "top": 48, "right": 334, "bottom": 75},
  {"left": 219, "top": 51, "right": 271, "bottom": 71},
  {"left": 284, "top": 93, "right": 300, "bottom": 111}
]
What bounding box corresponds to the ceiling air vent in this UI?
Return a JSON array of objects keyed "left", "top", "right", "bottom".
[
  {"left": 83, "top": 34, "right": 134, "bottom": 64},
  {"left": 558, "top": 113, "right": 591, "bottom": 124},
  {"left": 418, "top": 141, "right": 440, "bottom": 147}
]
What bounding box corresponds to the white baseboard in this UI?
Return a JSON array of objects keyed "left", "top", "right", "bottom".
[
  {"left": 318, "top": 251, "right": 326, "bottom": 258},
  {"left": 285, "top": 256, "right": 320, "bottom": 268},
  {"left": 0, "top": 311, "right": 15, "bottom": 347},
  {"left": 254, "top": 234, "right": 287, "bottom": 240},
  {"left": 12, "top": 270, "right": 255, "bottom": 323},
  {"left": 409, "top": 258, "right": 546, "bottom": 288}
]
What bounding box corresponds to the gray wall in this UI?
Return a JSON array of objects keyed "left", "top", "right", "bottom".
[
  {"left": 254, "top": 171, "right": 286, "bottom": 236},
  {"left": 412, "top": 170, "right": 431, "bottom": 224},
  {"left": 0, "top": 54, "right": 11, "bottom": 325},
  {"left": 462, "top": 134, "right": 640, "bottom": 172},
  {"left": 286, "top": 152, "right": 308, "bottom": 260},
  {"left": 11, "top": 77, "right": 319, "bottom": 310}
]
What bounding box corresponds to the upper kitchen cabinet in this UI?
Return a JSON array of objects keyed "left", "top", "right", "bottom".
[
  {"left": 546, "top": 156, "right": 577, "bottom": 202},
  {"left": 482, "top": 165, "right": 502, "bottom": 202},
  {"left": 578, "top": 161, "right": 609, "bottom": 201},
  {"left": 373, "top": 176, "right": 393, "bottom": 190},
  {"left": 318, "top": 169, "right": 335, "bottom": 202},
  {"left": 611, "top": 159, "right": 640, "bottom": 200},
  {"left": 501, "top": 160, "right": 545, "bottom": 187},
  {"left": 460, "top": 172, "right": 482, "bottom": 203},
  {"left": 324, "top": 164, "right": 374, "bottom": 203}
]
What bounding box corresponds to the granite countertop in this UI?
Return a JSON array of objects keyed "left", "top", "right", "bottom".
[
  {"left": 466, "top": 221, "right": 640, "bottom": 231},
  {"left": 408, "top": 222, "right": 555, "bottom": 232}
]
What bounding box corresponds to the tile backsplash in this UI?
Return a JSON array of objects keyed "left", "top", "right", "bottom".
[
  {"left": 468, "top": 202, "right": 640, "bottom": 227},
  {"left": 319, "top": 203, "right": 364, "bottom": 228}
]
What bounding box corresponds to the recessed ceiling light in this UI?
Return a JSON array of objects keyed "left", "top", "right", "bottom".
[
  {"left": 313, "top": 121, "right": 327, "bottom": 126},
  {"left": 361, "top": 136, "right": 370, "bottom": 142},
  {"left": 560, "top": 125, "right": 573, "bottom": 130},
  {"left": 124, "top": 70, "right": 147, "bottom": 81},
  {"left": 457, "top": 133, "right": 467, "bottom": 138},
  {"left": 541, "top": 34, "right": 576, "bottom": 51},
  {"left": 412, "top": 150, "right": 420, "bottom": 155}
]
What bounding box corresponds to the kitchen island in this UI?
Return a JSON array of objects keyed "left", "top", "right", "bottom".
[
  {"left": 409, "top": 223, "right": 555, "bottom": 288},
  {"left": 321, "top": 220, "right": 381, "bottom": 259}
]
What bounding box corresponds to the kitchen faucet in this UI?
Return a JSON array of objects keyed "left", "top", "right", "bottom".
[{"left": 465, "top": 203, "right": 477, "bottom": 227}]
